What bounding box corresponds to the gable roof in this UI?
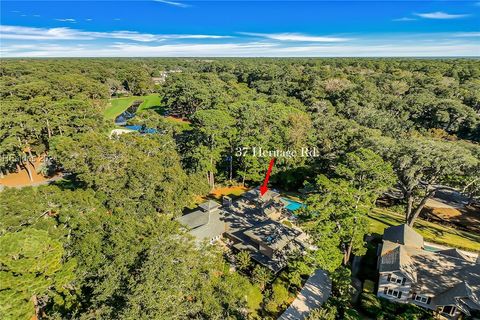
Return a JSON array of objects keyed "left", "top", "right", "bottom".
[
  {"left": 383, "top": 224, "right": 424, "bottom": 249},
  {"left": 437, "top": 248, "right": 471, "bottom": 261},
  {"left": 434, "top": 281, "right": 472, "bottom": 307},
  {"left": 379, "top": 242, "right": 417, "bottom": 282}
]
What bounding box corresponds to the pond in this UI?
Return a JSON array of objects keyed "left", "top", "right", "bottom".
[{"left": 124, "top": 125, "right": 158, "bottom": 134}]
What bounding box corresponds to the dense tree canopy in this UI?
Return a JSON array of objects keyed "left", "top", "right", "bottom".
[{"left": 1, "top": 57, "right": 479, "bottom": 319}]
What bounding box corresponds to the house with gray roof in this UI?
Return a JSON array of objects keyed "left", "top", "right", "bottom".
[
  {"left": 177, "top": 200, "right": 225, "bottom": 244},
  {"left": 226, "top": 219, "right": 305, "bottom": 272},
  {"left": 242, "top": 187, "right": 281, "bottom": 206},
  {"left": 178, "top": 188, "right": 306, "bottom": 272},
  {"left": 377, "top": 224, "right": 480, "bottom": 319}
]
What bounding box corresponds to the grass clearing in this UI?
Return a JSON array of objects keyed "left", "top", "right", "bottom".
[
  {"left": 209, "top": 186, "right": 248, "bottom": 200},
  {"left": 104, "top": 94, "right": 161, "bottom": 120},
  {"left": 367, "top": 208, "right": 480, "bottom": 252},
  {"left": 164, "top": 116, "right": 192, "bottom": 131}
]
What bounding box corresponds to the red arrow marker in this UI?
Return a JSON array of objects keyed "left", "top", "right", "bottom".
[{"left": 260, "top": 158, "right": 275, "bottom": 196}]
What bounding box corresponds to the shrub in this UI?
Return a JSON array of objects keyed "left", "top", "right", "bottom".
[
  {"left": 265, "top": 282, "right": 290, "bottom": 314},
  {"left": 363, "top": 280, "right": 375, "bottom": 293},
  {"left": 359, "top": 292, "right": 382, "bottom": 317},
  {"left": 359, "top": 292, "right": 434, "bottom": 320},
  {"left": 246, "top": 284, "right": 263, "bottom": 316}
]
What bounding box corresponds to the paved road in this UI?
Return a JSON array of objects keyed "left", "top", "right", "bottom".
[{"left": 279, "top": 269, "right": 332, "bottom": 320}]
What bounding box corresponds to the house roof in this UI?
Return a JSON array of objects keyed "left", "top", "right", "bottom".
[
  {"left": 434, "top": 281, "right": 472, "bottom": 307},
  {"left": 383, "top": 224, "right": 424, "bottom": 248},
  {"left": 379, "top": 242, "right": 417, "bottom": 282},
  {"left": 188, "top": 210, "right": 225, "bottom": 241},
  {"left": 198, "top": 200, "right": 221, "bottom": 212},
  {"left": 242, "top": 187, "right": 280, "bottom": 203},
  {"left": 437, "top": 248, "right": 471, "bottom": 261},
  {"left": 178, "top": 210, "right": 208, "bottom": 229},
  {"left": 243, "top": 220, "right": 301, "bottom": 251},
  {"left": 411, "top": 248, "right": 476, "bottom": 296},
  {"left": 379, "top": 224, "right": 480, "bottom": 311}
]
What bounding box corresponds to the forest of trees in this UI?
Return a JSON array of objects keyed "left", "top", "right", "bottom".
[{"left": 0, "top": 58, "right": 479, "bottom": 319}]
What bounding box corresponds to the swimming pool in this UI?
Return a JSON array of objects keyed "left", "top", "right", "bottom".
[
  {"left": 282, "top": 198, "right": 305, "bottom": 211},
  {"left": 424, "top": 245, "right": 440, "bottom": 252}
]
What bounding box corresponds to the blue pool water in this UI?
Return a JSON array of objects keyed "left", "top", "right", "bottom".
[
  {"left": 282, "top": 198, "right": 305, "bottom": 211},
  {"left": 424, "top": 245, "right": 439, "bottom": 252}
]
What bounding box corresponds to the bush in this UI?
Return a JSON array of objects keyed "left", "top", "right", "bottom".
[
  {"left": 363, "top": 280, "right": 375, "bottom": 293},
  {"left": 359, "top": 292, "right": 383, "bottom": 318},
  {"left": 246, "top": 284, "right": 263, "bottom": 316},
  {"left": 265, "top": 282, "right": 290, "bottom": 314},
  {"left": 344, "top": 308, "right": 362, "bottom": 320},
  {"left": 306, "top": 302, "right": 337, "bottom": 320},
  {"left": 359, "top": 292, "right": 434, "bottom": 320}
]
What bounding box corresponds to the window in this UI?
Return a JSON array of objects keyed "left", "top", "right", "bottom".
[
  {"left": 441, "top": 306, "right": 456, "bottom": 316},
  {"left": 387, "top": 274, "right": 405, "bottom": 285},
  {"left": 384, "top": 287, "right": 402, "bottom": 298},
  {"left": 414, "top": 294, "right": 430, "bottom": 304}
]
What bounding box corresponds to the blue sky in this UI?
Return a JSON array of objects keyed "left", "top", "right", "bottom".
[{"left": 1, "top": 1, "right": 479, "bottom": 57}]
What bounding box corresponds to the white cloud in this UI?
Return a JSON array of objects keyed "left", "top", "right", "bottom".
[
  {"left": 453, "top": 32, "right": 480, "bottom": 37},
  {"left": 239, "top": 32, "right": 351, "bottom": 42},
  {"left": 154, "top": 0, "right": 190, "bottom": 8},
  {"left": 0, "top": 25, "right": 231, "bottom": 42},
  {"left": 393, "top": 17, "right": 417, "bottom": 22},
  {"left": 86, "top": 19, "right": 93, "bottom": 22},
  {"left": 414, "top": 11, "right": 470, "bottom": 19},
  {"left": 1, "top": 25, "right": 478, "bottom": 58},
  {"left": 55, "top": 18, "right": 77, "bottom": 23},
  {"left": 2, "top": 40, "right": 478, "bottom": 58}
]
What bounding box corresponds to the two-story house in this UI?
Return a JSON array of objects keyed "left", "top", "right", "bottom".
[{"left": 377, "top": 224, "right": 480, "bottom": 319}]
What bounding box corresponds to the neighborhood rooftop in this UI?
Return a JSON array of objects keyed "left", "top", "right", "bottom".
[{"left": 377, "top": 224, "right": 480, "bottom": 319}]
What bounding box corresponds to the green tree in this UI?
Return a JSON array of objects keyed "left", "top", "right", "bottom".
[
  {"left": 265, "top": 282, "right": 290, "bottom": 314},
  {"left": 50, "top": 132, "right": 194, "bottom": 215},
  {"left": 0, "top": 229, "right": 77, "bottom": 320},
  {"left": 306, "top": 303, "right": 338, "bottom": 320},
  {"left": 188, "top": 109, "right": 237, "bottom": 189},
  {"left": 252, "top": 265, "right": 272, "bottom": 291},
  {"left": 383, "top": 137, "right": 478, "bottom": 226},
  {"left": 334, "top": 148, "right": 396, "bottom": 262},
  {"left": 236, "top": 250, "right": 252, "bottom": 272}
]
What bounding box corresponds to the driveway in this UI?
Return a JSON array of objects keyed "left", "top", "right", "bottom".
[{"left": 279, "top": 269, "right": 332, "bottom": 320}]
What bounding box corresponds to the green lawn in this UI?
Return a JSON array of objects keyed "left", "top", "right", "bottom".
[
  {"left": 367, "top": 208, "right": 480, "bottom": 252},
  {"left": 104, "top": 94, "right": 162, "bottom": 120}
]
